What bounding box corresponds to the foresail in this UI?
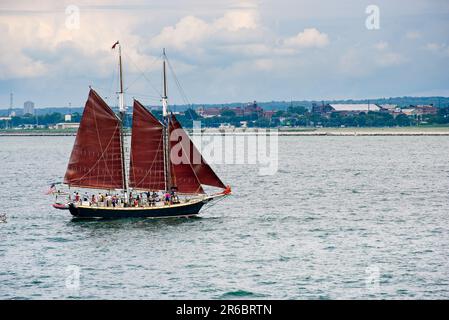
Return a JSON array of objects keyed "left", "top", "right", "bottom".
[
  {"left": 170, "top": 115, "right": 225, "bottom": 193},
  {"left": 169, "top": 116, "right": 204, "bottom": 194},
  {"left": 64, "top": 89, "right": 124, "bottom": 189},
  {"left": 170, "top": 115, "right": 226, "bottom": 189},
  {"left": 129, "top": 100, "right": 166, "bottom": 191}
]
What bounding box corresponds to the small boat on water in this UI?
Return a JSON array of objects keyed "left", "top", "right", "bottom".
[
  {"left": 50, "top": 42, "right": 231, "bottom": 218},
  {"left": 52, "top": 203, "right": 70, "bottom": 210}
]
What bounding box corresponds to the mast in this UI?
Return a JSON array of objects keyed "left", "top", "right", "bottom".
[
  {"left": 162, "top": 48, "right": 172, "bottom": 191},
  {"left": 117, "top": 41, "right": 129, "bottom": 203}
]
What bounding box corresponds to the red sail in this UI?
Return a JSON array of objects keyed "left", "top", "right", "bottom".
[
  {"left": 64, "top": 89, "right": 124, "bottom": 189},
  {"left": 129, "top": 100, "right": 166, "bottom": 191},
  {"left": 170, "top": 115, "right": 225, "bottom": 193},
  {"left": 169, "top": 116, "right": 204, "bottom": 194}
]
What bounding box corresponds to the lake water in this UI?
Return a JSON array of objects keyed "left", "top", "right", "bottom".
[{"left": 0, "top": 136, "right": 448, "bottom": 299}]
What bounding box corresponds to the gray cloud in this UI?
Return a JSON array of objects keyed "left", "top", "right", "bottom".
[{"left": 0, "top": 0, "right": 449, "bottom": 108}]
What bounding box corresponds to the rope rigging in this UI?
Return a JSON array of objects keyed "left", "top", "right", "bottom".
[{"left": 122, "top": 50, "right": 163, "bottom": 100}]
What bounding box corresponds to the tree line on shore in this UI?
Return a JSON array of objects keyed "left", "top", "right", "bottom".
[
  {"left": 1, "top": 106, "right": 449, "bottom": 129},
  {"left": 199, "top": 106, "right": 449, "bottom": 128}
]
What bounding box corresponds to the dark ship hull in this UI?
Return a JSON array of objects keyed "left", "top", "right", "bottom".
[{"left": 68, "top": 197, "right": 216, "bottom": 219}]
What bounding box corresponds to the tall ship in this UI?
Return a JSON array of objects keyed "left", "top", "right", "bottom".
[{"left": 52, "top": 42, "right": 231, "bottom": 218}]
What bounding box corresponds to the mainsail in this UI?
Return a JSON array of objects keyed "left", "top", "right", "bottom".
[
  {"left": 64, "top": 89, "right": 124, "bottom": 189},
  {"left": 169, "top": 115, "right": 226, "bottom": 193},
  {"left": 129, "top": 100, "right": 165, "bottom": 190}
]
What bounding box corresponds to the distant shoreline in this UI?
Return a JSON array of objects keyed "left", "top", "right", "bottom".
[{"left": 2, "top": 127, "right": 449, "bottom": 136}]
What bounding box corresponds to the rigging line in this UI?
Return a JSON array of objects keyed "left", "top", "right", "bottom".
[
  {"left": 126, "top": 92, "right": 161, "bottom": 99},
  {"left": 170, "top": 64, "right": 189, "bottom": 105},
  {"left": 107, "top": 66, "right": 117, "bottom": 102},
  {"left": 88, "top": 85, "right": 116, "bottom": 98},
  {"left": 123, "top": 73, "right": 144, "bottom": 93},
  {"left": 166, "top": 58, "right": 191, "bottom": 106},
  {"left": 165, "top": 57, "right": 198, "bottom": 124},
  {"left": 122, "top": 50, "right": 163, "bottom": 99},
  {"left": 131, "top": 98, "right": 161, "bottom": 104},
  {"left": 202, "top": 195, "right": 228, "bottom": 212}
]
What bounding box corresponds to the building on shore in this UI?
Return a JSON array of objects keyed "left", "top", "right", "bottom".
[
  {"left": 199, "top": 107, "right": 221, "bottom": 118},
  {"left": 401, "top": 105, "right": 438, "bottom": 123},
  {"left": 379, "top": 104, "right": 403, "bottom": 117},
  {"left": 263, "top": 110, "right": 276, "bottom": 119},
  {"left": 243, "top": 101, "right": 263, "bottom": 117},
  {"left": 379, "top": 104, "right": 398, "bottom": 111},
  {"left": 312, "top": 102, "right": 333, "bottom": 114},
  {"left": 324, "top": 103, "right": 380, "bottom": 116},
  {"left": 198, "top": 101, "right": 264, "bottom": 118},
  {"left": 401, "top": 108, "right": 417, "bottom": 116},
  {"left": 51, "top": 122, "right": 80, "bottom": 130},
  {"left": 23, "top": 101, "right": 35, "bottom": 115},
  {"left": 310, "top": 102, "right": 439, "bottom": 122},
  {"left": 196, "top": 106, "right": 204, "bottom": 116},
  {"left": 415, "top": 105, "right": 438, "bottom": 115}
]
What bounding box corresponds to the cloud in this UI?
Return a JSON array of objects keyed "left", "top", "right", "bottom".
[
  {"left": 405, "top": 31, "right": 421, "bottom": 40},
  {"left": 376, "top": 52, "right": 407, "bottom": 67},
  {"left": 0, "top": 5, "right": 163, "bottom": 81},
  {"left": 214, "top": 10, "right": 258, "bottom": 31},
  {"left": 372, "top": 43, "right": 408, "bottom": 67},
  {"left": 338, "top": 48, "right": 368, "bottom": 77},
  {"left": 151, "top": 16, "right": 213, "bottom": 50},
  {"left": 373, "top": 41, "right": 389, "bottom": 51},
  {"left": 283, "top": 28, "right": 329, "bottom": 48},
  {"left": 151, "top": 7, "right": 259, "bottom": 50},
  {"left": 339, "top": 45, "right": 407, "bottom": 77},
  {"left": 0, "top": 19, "right": 47, "bottom": 79},
  {"left": 253, "top": 58, "right": 274, "bottom": 71},
  {"left": 0, "top": 0, "right": 448, "bottom": 106},
  {"left": 425, "top": 42, "right": 449, "bottom": 56}
]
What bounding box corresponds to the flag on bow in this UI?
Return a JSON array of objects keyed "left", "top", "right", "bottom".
[{"left": 45, "top": 183, "right": 56, "bottom": 195}]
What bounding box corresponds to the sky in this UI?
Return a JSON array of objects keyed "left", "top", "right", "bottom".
[{"left": 1, "top": 0, "right": 449, "bottom": 109}]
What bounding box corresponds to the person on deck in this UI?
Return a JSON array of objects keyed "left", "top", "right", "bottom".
[
  {"left": 112, "top": 195, "right": 117, "bottom": 208},
  {"left": 164, "top": 192, "right": 171, "bottom": 205},
  {"left": 106, "top": 193, "right": 111, "bottom": 207},
  {"left": 75, "top": 192, "right": 80, "bottom": 203},
  {"left": 170, "top": 189, "right": 179, "bottom": 204}
]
